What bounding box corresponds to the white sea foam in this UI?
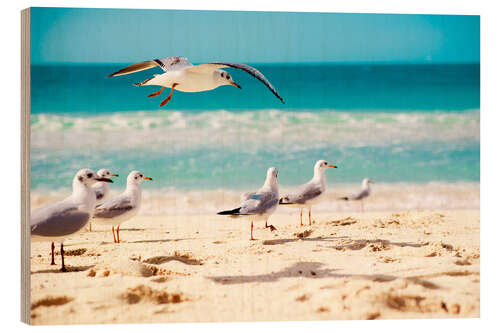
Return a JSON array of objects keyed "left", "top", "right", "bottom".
[{"left": 31, "top": 109, "right": 480, "bottom": 151}]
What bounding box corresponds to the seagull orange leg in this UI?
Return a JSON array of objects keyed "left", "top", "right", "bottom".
[
  {"left": 300, "top": 209, "right": 303, "bottom": 226},
  {"left": 159, "top": 83, "right": 179, "bottom": 107},
  {"left": 148, "top": 86, "right": 165, "bottom": 97},
  {"left": 117, "top": 226, "right": 120, "bottom": 244},
  {"left": 50, "top": 242, "right": 55, "bottom": 265},
  {"left": 250, "top": 221, "right": 256, "bottom": 241},
  {"left": 309, "top": 208, "right": 312, "bottom": 226},
  {"left": 112, "top": 226, "right": 117, "bottom": 243}
]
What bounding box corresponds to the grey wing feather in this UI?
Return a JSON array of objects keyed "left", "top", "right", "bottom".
[
  {"left": 282, "top": 182, "right": 323, "bottom": 205},
  {"left": 240, "top": 191, "right": 257, "bottom": 201},
  {"left": 107, "top": 60, "right": 158, "bottom": 77},
  {"left": 94, "top": 195, "right": 134, "bottom": 219},
  {"left": 209, "top": 62, "right": 285, "bottom": 104},
  {"left": 107, "top": 56, "right": 192, "bottom": 77},
  {"left": 31, "top": 202, "right": 90, "bottom": 237},
  {"left": 154, "top": 56, "right": 193, "bottom": 71},
  {"left": 348, "top": 188, "right": 370, "bottom": 201},
  {"left": 240, "top": 191, "right": 279, "bottom": 215}
]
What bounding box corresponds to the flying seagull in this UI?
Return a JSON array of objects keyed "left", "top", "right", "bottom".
[
  {"left": 218, "top": 167, "right": 279, "bottom": 240},
  {"left": 279, "top": 160, "right": 337, "bottom": 226},
  {"left": 31, "top": 169, "right": 112, "bottom": 271},
  {"left": 87, "top": 169, "right": 119, "bottom": 232},
  {"left": 107, "top": 56, "right": 285, "bottom": 107},
  {"left": 339, "top": 178, "right": 374, "bottom": 212},
  {"left": 92, "top": 170, "right": 152, "bottom": 243}
]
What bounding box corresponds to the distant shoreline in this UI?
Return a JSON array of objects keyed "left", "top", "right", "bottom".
[{"left": 31, "top": 181, "right": 480, "bottom": 215}]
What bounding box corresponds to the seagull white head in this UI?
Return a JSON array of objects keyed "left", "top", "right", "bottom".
[
  {"left": 362, "top": 178, "right": 375, "bottom": 187},
  {"left": 97, "top": 168, "right": 119, "bottom": 179},
  {"left": 214, "top": 70, "right": 241, "bottom": 89},
  {"left": 74, "top": 168, "right": 113, "bottom": 187},
  {"left": 314, "top": 159, "right": 337, "bottom": 176},
  {"left": 127, "top": 170, "right": 153, "bottom": 186},
  {"left": 264, "top": 167, "right": 279, "bottom": 187}
]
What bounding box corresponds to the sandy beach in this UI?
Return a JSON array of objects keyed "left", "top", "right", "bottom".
[{"left": 29, "top": 208, "right": 479, "bottom": 324}]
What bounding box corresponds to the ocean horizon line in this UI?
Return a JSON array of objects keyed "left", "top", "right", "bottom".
[{"left": 30, "top": 61, "right": 480, "bottom": 67}]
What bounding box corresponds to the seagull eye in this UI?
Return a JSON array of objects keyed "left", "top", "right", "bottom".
[
  {"left": 87, "top": 173, "right": 92, "bottom": 178},
  {"left": 220, "top": 73, "right": 224, "bottom": 78}
]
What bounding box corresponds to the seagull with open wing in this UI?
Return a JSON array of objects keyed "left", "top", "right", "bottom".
[{"left": 108, "top": 56, "right": 285, "bottom": 107}]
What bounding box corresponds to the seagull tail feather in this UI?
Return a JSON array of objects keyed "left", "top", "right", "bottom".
[{"left": 217, "top": 207, "right": 242, "bottom": 215}]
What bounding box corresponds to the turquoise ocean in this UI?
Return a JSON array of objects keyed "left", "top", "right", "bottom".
[{"left": 30, "top": 63, "right": 479, "bottom": 212}]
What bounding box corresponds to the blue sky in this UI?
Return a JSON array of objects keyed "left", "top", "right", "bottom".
[{"left": 30, "top": 7, "right": 479, "bottom": 65}]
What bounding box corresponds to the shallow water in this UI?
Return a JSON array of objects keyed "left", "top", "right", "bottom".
[{"left": 30, "top": 63, "right": 480, "bottom": 192}]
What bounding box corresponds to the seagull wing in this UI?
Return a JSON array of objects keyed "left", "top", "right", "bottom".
[
  {"left": 94, "top": 195, "right": 134, "bottom": 219},
  {"left": 188, "top": 62, "right": 285, "bottom": 103},
  {"left": 31, "top": 201, "right": 90, "bottom": 237},
  {"left": 280, "top": 182, "right": 323, "bottom": 205},
  {"left": 107, "top": 56, "right": 193, "bottom": 77},
  {"left": 240, "top": 190, "right": 258, "bottom": 201},
  {"left": 348, "top": 188, "right": 370, "bottom": 201},
  {"left": 240, "top": 190, "right": 279, "bottom": 215}
]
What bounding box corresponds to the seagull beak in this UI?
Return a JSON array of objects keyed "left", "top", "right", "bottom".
[
  {"left": 144, "top": 177, "right": 153, "bottom": 181},
  {"left": 111, "top": 174, "right": 119, "bottom": 177},
  {"left": 328, "top": 165, "right": 337, "bottom": 168},
  {"left": 97, "top": 177, "right": 113, "bottom": 183},
  {"left": 230, "top": 81, "right": 242, "bottom": 89}
]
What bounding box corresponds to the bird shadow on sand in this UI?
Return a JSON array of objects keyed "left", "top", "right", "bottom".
[
  {"left": 206, "top": 261, "right": 397, "bottom": 285},
  {"left": 262, "top": 236, "right": 347, "bottom": 246},
  {"left": 118, "top": 228, "right": 146, "bottom": 232},
  {"left": 31, "top": 265, "right": 95, "bottom": 274},
  {"left": 207, "top": 261, "right": 441, "bottom": 289},
  {"left": 129, "top": 238, "right": 193, "bottom": 244}
]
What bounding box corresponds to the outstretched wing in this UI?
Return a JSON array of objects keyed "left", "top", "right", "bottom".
[
  {"left": 188, "top": 62, "right": 285, "bottom": 103},
  {"left": 107, "top": 56, "right": 193, "bottom": 77}
]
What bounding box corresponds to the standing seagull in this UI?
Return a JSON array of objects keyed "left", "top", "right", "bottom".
[
  {"left": 107, "top": 56, "right": 285, "bottom": 107},
  {"left": 87, "top": 168, "right": 119, "bottom": 232},
  {"left": 92, "top": 170, "right": 152, "bottom": 243},
  {"left": 279, "top": 160, "right": 337, "bottom": 226},
  {"left": 218, "top": 167, "right": 279, "bottom": 240},
  {"left": 339, "top": 178, "right": 374, "bottom": 212},
  {"left": 30, "top": 169, "right": 112, "bottom": 271}
]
